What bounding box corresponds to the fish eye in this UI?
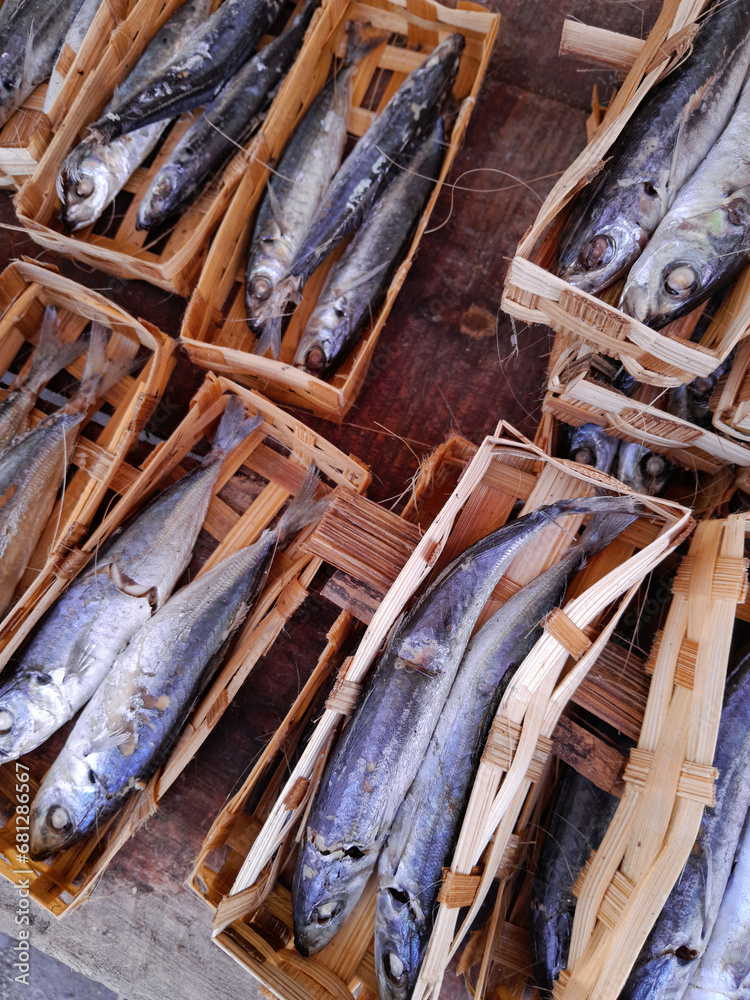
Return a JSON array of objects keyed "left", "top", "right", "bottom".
[
  {"left": 250, "top": 276, "right": 272, "bottom": 301},
  {"left": 573, "top": 447, "right": 593, "bottom": 465},
  {"left": 0, "top": 709, "right": 13, "bottom": 735},
  {"left": 75, "top": 177, "right": 95, "bottom": 199},
  {"left": 384, "top": 952, "right": 408, "bottom": 988},
  {"left": 48, "top": 805, "right": 71, "bottom": 832},
  {"left": 311, "top": 901, "right": 342, "bottom": 924},
  {"left": 663, "top": 265, "right": 698, "bottom": 299},
  {"left": 579, "top": 235, "right": 613, "bottom": 270},
  {"left": 644, "top": 454, "right": 666, "bottom": 477}
]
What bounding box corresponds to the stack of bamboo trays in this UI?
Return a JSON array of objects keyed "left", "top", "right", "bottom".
[
  {"left": 186, "top": 424, "right": 692, "bottom": 1000},
  {"left": 0, "top": 372, "right": 370, "bottom": 916},
  {"left": 179, "top": 0, "right": 500, "bottom": 420},
  {"left": 500, "top": 0, "right": 750, "bottom": 389},
  {"left": 0, "top": 258, "right": 175, "bottom": 656},
  {"left": 541, "top": 329, "right": 750, "bottom": 479},
  {"left": 0, "top": 0, "right": 137, "bottom": 190},
  {"left": 12, "top": 0, "right": 320, "bottom": 295},
  {"left": 712, "top": 338, "right": 750, "bottom": 442}
]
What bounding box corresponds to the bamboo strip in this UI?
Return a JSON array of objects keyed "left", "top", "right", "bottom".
[{"left": 558, "top": 21, "right": 644, "bottom": 70}]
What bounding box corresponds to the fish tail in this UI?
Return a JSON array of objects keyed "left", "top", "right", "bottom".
[
  {"left": 25, "top": 306, "right": 87, "bottom": 394},
  {"left": 551, "top": 494, "right": 647, "bottom": 519},
  {"left": 576, "top": 509, "right": 639, "bottom": 562},
  {"left": 210, "top": 395, "right": 264, "bottom": 457},
  {"left": 253, "top": 314, "right": 284, "bottom": 359},
  {"left": 73, "top": 322, "right": 140, "bottom": 411},
  {"left": 343, "top": 20, "right": 389, "bottom": 67},
  {"left": 276, "top": 466, "right": 330, "bottom": 543}
]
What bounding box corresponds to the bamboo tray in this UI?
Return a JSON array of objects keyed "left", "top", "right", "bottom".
[
  {"left": 179, "top": 0, "right": 499, "bottom": 421},
  {"left": 0, "top": 257, "right": 174, "bottom": 656},
  {"left": 13, "top": 0, "right": 322, "bottom": 297},
  {"left": 197, "top": 423, "right": 692, "bottom": 1000},
  {"left": 0, "top": 373, "right": 370, "bottom": 916},
  {"left": 500, "top": 0, "right": 750, "bottom": 389},
  {"left": 542, "top": 330, "right": 750, "bottom": 477},
  {"left": 711, "top": 337, "right": 750, "bottom": 442},
  {"left": 0, "top": 0, "right": 137, "bottom": 191}
]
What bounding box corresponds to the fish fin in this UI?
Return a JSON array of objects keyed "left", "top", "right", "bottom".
[
  {"left": 77, "top": 727, "right": 132, "bottom": 757},
  {"left": 105, "top": 561, "right": 159, "bottom": 611},
  {"left": 252, "top": 314, "right": 284, "bottom": 359},
  {"left": 21, "top": 18, "right": 35, "bottom": 95},
  {"left": 340, "top": 260, "right": 391, "bottom": 296},
  {"left": 210, "top": 395, "right": 264, "bottom": 457},
  {"left": 63, "top": 633, "right": 99, "bottom": 683},
  {"left": 276, "top": 466, "right": 330, "bottom": 542},
  {"left": 26, "top": 307, "right": 88, "bottom": 394},
  {"left": 265, "top": 179, "right": 287, "bottom": 238}
]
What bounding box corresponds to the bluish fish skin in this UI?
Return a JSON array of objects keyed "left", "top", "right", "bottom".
[
  {"left": 530, "top": 765, "right": 620, "bottom": 995},
  {"left": 28, "top": 470, "right": 327, "bottom": 858},
  {"left": 284, "top": 33, "right": 464, "bottom": 294},
  {"left": 557, "top": 0, "right": 750, "bottom": 295},
  {"left": 620, "top": 69, "right": 750, "bottom": 329},
  {"left": 293, "top": 121, "right": 443, "bottom": 378},
  {"left": 568, "top": 423, "right": 620, "bottom": 474},
  {"left": 621, "top": 647, "right": 750, "bottom": 1000},
  {"left": 292, "top": 494, "right": 644, "bottom": 958},
  {"left": 375, "top": 511, "right": 636, "bottom": 1000},
  {"left": 0, "top": 0, "right": 88, "bottom": 127},
  {"left": 136, "top": 2, "right": 317, "bottom": 230},
  {"left": 0, "top": 397, "right": 262, "bottom": 762},
  {"left": 91, "top": 0, "right": 286, "bottom": 142}
]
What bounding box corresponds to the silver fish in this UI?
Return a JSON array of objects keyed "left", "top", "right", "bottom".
[
  {"left": 245, "top": 61, "right": 355, "bottom": 358},
  {"left": 0, "top": 305, "right": 85, "bottom": 454},
  {"left": 0, "top": 396, "right": 262, "bottom": 762},
  {"left": 42, "top": 0, "right": 104, "bottom": 115},
  {"left": 375, "top": 510, "right": 636, "bottom": 1000},
  {"left": 567, "top": 423, "right": 620, "bottom": 474},
  {"left": 681, "top": 807, "right": 750, "bottom": 1000},
  {"left": 557, "top": 0, "right": 750, "bottom": 295},
  {"left": 293, "top": 121, "right": 443, "bottom": 378},
  {"left": 616, "top": 442, "right": 672, "bottom": 496},
  {"left": 292, "top": 494, "right": 644, "bottom": 957},
  {"left": 91, "top": 0, "right": 285, "bottom": 142},
  {"left": 135, "top": 1, "right": 317, "bottom": 231},
  {"left": 0, "top": 324, "right": 128, "bottom": 618},
  {"left": 0, "top": 0, "right": 88, "bottom": 127},
  {"left": 620, "top": 70, "right": 750, "bottom": 328},
  {"left": 57, "top": 0, "right": 211, "bottom": 231},
  {"left": 28, "top": 470, "right": 328, "bottom": 857},
  {"left": 621, "top": 647, "right": 750, "bottom": 1000}
]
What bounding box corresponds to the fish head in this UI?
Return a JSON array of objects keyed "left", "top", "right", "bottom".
[
  {"left": 245, "top": 259, "right": 290, "bottom": 334},
  {"left": 136, "top": 165, "right": 182, "bottom": 230},
  {"left": 375, "top": 882, "right": 427, "bottom": 1000},
  {"left": 620, "top": 202, "right": 750, "bottom": 329},
  {"left": 616, "top": 442, "right": 671, "bottom": 496},
  {"left": 567, "top": 423, "right": 619, "bottom": 474},
  {"left": 29, "top": 751, "right": 100, "bottom": 859},
  {"left": 57, "top": 139, "right": 116, "bottom": 231},
  {"left": 0, "top": 36, "right": 29, "bottom": 128},
  {"left": 0, "top": 674, "right": 67, "bottom": 762},
  {"left": 557, "top": 205, "right": 649, "bottom": 295},
  {"left": 292, "top": 828, "right": 376, "bottom": 955},
  {"left": 294, "top": 299, "right": 351, "bottom": 377}
]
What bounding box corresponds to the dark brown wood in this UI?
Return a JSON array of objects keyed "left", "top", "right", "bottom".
[{"left": 551, "top": 714, "right": 627, "bottom": 796}]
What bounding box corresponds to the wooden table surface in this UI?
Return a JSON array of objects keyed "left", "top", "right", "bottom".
[{"left": 0, "top": 2, "right": 661, "bottom": 997}]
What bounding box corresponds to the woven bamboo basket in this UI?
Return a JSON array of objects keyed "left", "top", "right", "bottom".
[
  {"left": 711, "top": 337, "right": 750, "bottom": 442},
  {"left": 500, "top": 0, "right": 750, "bottom": 389},
  {"left": 12, "top": 0, "right": 323, "bottom": 297},
  {"left": 0, "top": 373, "right": 370, "bottom": 916},
  {"left": 542, "top": 330, "right": 750, "bottom": 477},
  {"left": 179, "top": 0, "right": 499, "bottom": 421},
  {"left": 0, "top": 0, "right": 137, "bottom": 191},
  {"left": 199, "top": 423, "right": 691, "bottom": 1000},
  {"left": 0, "top": 257, "right": 174, "bottom": 655}
]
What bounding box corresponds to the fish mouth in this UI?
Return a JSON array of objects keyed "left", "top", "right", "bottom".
[{"left": 293, "top": 898, "right": 347, "bottom": 956}]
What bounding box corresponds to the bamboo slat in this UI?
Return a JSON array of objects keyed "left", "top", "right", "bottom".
[
  {"left": 0, "top": 0, "right": 136, "bottom": 190},
  {"left": 197, "top": 423, "right": 691, "bottom": 1000},
  {"left": 0, "top": 373, "right": 369, "bottom": 916},
  {"left": 500, "top": 0, "right": 750, "bottom": 388},
  {"left": 12, "top": 0, "right": 318, "bottom": 295},
  {"left": 0, "top": 259, "right": 174, "bottom": 657},
  {"left": 179, "top": 0, "right": 500, "bottom": 420}
]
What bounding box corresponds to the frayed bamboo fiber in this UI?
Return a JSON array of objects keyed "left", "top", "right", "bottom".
[
  {"left": 179, "top": 0, "right": 499, "bottom": 419},
  {"left": 0, "top": 373, "right": 369, "bottom": 916},
  {"left": 501, "top": 0, "right": 750, "bottom": 388},
  {"left": 558, "top": 21, "right": 644, "bottom": 71}
]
